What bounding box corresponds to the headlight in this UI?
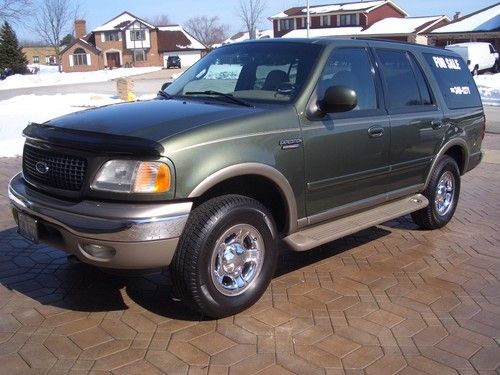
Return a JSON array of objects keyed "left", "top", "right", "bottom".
[{"left": 92, "top": 160, "right": 171, "bottom": 193}]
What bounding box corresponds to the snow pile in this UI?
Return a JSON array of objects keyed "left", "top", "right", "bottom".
[
  {"left": 475, "top": 73, "right": 500, "bottom": 106},
  {"left": 0, "top": 93, "right": 155, "bottom": 157},
  {"left": 0, "top": 66, "right": 161, "bottom": 91}
]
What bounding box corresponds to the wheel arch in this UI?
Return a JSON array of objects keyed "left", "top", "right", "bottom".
[
  {"left": 424, "top": 139, "right": 468, "bottom": 190},
  {"left": 188, "top": 163, "right": 298, "bottom": 234}
]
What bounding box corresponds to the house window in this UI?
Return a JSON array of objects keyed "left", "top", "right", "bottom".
[
  {"left": 104, "top": 32, "right": 120, "bottom": 41},
  {"left": 301, "top": 17, "right": 307, "bottom": 29},
  {"left": 279, "top": 19, "right": 295, "bottom": 31},
  {"left": 320, "top": 15, "right": 330, "bottom": 27},
  {"left": 130, "top": 30, "right": 146, "bottom": 41},
  {"left": 46, "top": 56, "right": 56, "bottom": 65},
  {"left": 133, "top": 49, "right": 147, "bottom": 62},
  {"left": 32, "top": 56, "right": 39, "bottom": 64},
  {"left": 340, "top": 14, "right": 357, "bottom": 26},
  {"left": 73, "top": 48, "right": 87, "bottom": 65}
]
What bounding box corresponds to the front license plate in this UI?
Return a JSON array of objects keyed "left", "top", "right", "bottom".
[{"left": 17, "top": 212, "right": 39, "bottom": 243}]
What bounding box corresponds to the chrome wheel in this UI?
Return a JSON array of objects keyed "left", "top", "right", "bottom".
[
  {"left": 210, "top": 224, "right": 265, "bottom": 296},
  {"left": 435, "top": 171, "right": 455, "bottom": 216}
]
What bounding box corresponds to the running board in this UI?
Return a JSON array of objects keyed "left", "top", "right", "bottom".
[{"left": 284, "top": 194, "right": 428, "bottom": 252}]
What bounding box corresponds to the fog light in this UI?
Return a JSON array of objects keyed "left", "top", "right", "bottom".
[{"left": 81, "top": 243, "right": 116, "bottom": 260}]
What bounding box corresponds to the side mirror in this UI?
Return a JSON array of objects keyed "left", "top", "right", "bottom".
[
  {"left": 161, "top": 82, "right": 172, "bottom": 91},
  {"left": 318, "top": 85, "right": 357, "bottom": 114}
]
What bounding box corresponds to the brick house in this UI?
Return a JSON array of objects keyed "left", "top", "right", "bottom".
[
  {"left": 60, "top": 12, "right": 206, "bottom": 73},
  {"left": 22, "top": 46, "right": 58, "bottom": 66},
  {"left": 270, "top": 0, "right": 407, "bottom": 38}
]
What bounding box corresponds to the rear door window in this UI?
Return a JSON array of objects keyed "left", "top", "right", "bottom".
[
  {"left": 375, "top": 49, "right": 435, "bottom": 111},
  {"left": 423, "top": 53, "right": 482, "bottom": 109}
]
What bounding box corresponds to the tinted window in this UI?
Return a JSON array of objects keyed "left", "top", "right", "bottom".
[
  {"left": 423, "top": 53, "right": 482, "bottom": 109},
  {"left": 408, "top": 54, "right": 433, "bottom": 105},
  {"left": 166, "top": 43, "right": 322, "bottom": 104},
  {"left": 317, "top": 48, "right": 377, "bottom": 111},
  {"left": 377, "top": 50, "right": 425, "bottom": 108}
]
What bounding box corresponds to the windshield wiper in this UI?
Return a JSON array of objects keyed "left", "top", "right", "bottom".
[
  {"left": 184, "top": 90, "right": 254, "bottom": 107},
  {"left": 157, "top": 90, "right": 172, "bottom": 99}
]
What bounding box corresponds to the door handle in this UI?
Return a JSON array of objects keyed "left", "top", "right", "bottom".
[
  {"left": 431, "top": 120, "right": 443, "bottom": 130},
  {"left": 368, "top": 126, "right": 384, "bottom": 138}
]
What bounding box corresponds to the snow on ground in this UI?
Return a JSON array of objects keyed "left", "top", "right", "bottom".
[
  {"left": 475, "top": 73, "right": 500, "bottom": 106},
  {"left": 0, "top": 66, "right": 161, "bottom": 91},
  {"left": 0, "top": 93, "right": 155, "bottom": 157}
]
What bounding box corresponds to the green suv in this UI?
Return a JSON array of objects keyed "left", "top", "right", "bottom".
[{"left": 9, "top": 39, "right": 484, "bottom": 318}]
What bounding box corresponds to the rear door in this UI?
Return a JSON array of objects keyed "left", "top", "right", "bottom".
[
  {"left": 373, "top": 48, "right": 445, "bottom": 194},
  {"left": 301, "top": 46, "right": 390, "bottom": 218}
]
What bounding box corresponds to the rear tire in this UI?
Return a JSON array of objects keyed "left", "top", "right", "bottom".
[
  {"left": 411, "top": 156, "right": 460, "bottom": 230},
  {"left": 171, "top": 195, "right": 279, "bottom": 318}
]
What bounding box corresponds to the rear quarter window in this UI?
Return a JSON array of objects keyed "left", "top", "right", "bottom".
[{"left": 423, "top": 53, "right": 482, "bottom": 109}]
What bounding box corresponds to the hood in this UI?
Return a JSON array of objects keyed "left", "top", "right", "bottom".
[
  {"left": 46, "top": 98, "right": 262, "bottom": 141},
  {"left": 24, "top": 98, "right": 264, "bottom": 156}
]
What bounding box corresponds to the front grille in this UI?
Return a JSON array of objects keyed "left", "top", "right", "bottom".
[{"left": 23, "top": 144, "right": 87, "bottom": 191}]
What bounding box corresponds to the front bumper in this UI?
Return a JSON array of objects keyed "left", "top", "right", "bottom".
[{"left": 8, "top": 173, "right": 192, "bottom": 269}]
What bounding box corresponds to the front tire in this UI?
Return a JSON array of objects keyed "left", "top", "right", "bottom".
[
  {"left": 411, "top": 156, "right": 460, "bottom": 229},
  {"left": 171, "top": 195, "right": 279, "bottom": 318}
]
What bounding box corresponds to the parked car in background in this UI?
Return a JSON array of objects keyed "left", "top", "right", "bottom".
[
  {"left": 0, "top": 67, "right": 14, "bottom": 80},
  {"left": 445, "top": 42, "right": 499, "bottom": 75},
  {"left": 166, "top": 55, "right": 181, "bottom": 69}
]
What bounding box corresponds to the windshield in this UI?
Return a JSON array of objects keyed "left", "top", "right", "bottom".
[{"left": 165, "top": 42, "right": 323, "bottom": 104}]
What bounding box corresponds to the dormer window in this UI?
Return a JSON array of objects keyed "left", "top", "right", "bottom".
[{"left": 130, "top": 30, "right": 146, "bottom": 41}]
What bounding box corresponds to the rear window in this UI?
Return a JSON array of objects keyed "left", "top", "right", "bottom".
[{"left": 423, "top": 53, "right": 482, "bottom": 109}]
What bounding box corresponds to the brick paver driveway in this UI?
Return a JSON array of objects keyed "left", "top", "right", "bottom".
[{"left": 0, "top": 135, "right": 499, "bottom": 374}]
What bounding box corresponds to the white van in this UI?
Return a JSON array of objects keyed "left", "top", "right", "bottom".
[{"left": 445, "top": 42, "right": 499, "bottom": 75}]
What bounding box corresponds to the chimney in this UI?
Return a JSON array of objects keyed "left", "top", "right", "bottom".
[
  {"left": 453, "top": 12, "right": 461, "bottom": 21},
  {"left": 74, "top": 20, "right": 86, "bottom": 39}
]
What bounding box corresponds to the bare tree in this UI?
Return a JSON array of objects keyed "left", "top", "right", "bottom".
[
  {"left": 237, "top": 0, "right": 266, "bottom": 40},
  {"left": 0, "top": 0, "right": 32, "bottom": 23},
  {"left": 33, "top": 0, "right": 79, "bottom": 71},
  {"left": 144, "top": 14, "right": 172, "bottom": 27},
  {"left": 184, "top": 16, "right": 228, "bottom": 47}
]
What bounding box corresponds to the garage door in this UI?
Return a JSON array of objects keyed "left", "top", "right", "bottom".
[{"left": 163, "top": 51, "right": 202, "bottom": 67}]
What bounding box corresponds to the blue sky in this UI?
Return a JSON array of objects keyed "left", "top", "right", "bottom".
[{"left": 19, "top": 0, "right": 497, "bottom": 41}]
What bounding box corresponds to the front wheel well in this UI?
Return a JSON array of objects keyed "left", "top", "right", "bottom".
[{"left": 192, "top": 175, "right": 289, "bottom": 234}]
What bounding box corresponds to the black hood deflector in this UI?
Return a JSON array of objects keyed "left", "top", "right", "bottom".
[{"left": 23, "top": 123, "right": 164, "bottom": 157}]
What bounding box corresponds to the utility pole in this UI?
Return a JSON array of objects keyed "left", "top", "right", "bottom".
[{"left": 306, "top": 0, "right": 310, "bottom": 38}]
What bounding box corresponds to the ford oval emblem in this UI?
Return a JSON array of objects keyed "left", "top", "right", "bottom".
[{"left": 35, "top": 161, "right": 49, "bottom": 174}]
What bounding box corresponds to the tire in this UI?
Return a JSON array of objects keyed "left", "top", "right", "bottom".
[
  {"left": 171, "top": 195, "right": 279, "bottom": 318},
  {"left": 472, "top": 65, "right": 479, "bottom": 76},
  {"left": 411, "top": 156, "right": 460, "bottom": 230}
]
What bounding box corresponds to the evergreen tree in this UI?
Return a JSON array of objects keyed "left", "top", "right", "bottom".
[
  {"left": 0, "top": 21, "right": 28, "bottom": 74},
  {"left": 60, "top": 33, "right": 74, "bottom": 47}
]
